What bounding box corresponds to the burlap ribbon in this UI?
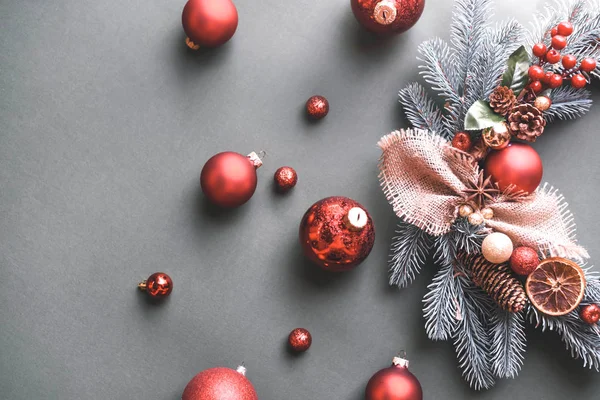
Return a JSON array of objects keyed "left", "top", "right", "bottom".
[{"left": 378, "top": 129, "right": 589, "bottom": 261}]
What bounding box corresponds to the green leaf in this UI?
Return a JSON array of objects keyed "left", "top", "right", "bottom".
[
  {"left": 464, "top": 101, "right": 506, "bottom": 130},
  {"left": 501, "top": 46, "right": 530, "bottom": 93}
]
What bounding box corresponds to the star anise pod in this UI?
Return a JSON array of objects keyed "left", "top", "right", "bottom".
[{"left": 463, "top": 171, "right": 500, "bottom": 207}]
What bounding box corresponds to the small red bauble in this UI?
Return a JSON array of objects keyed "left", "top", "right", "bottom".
[
  {"left": 288, "top": 328, "right": 312, "bottom": 352},
  {"left": 182, "top": 0, "right": 238, "bottom": 49},
  {"left": 580, "top": 57, "right": 598, "bottom": 73},
  {"left": 529, "top": 80, "right": 543, "bottom": 93},
  {"left": 351, "top": 0, "right": 425, "bottom": 35},
  {"left": 546, "top": 49, "right": 561, "bottom": 64},
  {"left": 451, "top": 132, "right": 473, "bottom": 152},
  {"left": 484, "top": 143, "right": 543, "bottom": 194},
  {"left": 551, "top": 27, "right": 559, "bottom": 37},
  {"left": 305, "top": 95, "right": 329, "bottom": 119},
  {"left": 580, "top": 304, "right": 600, "bottom": 325},
  {"left": 532, "top": 43, "right": 548, "bottom": 58},
  {"left": 365, "top": 356, "right": 423, "bottom": 400},
  {"left": 562, "top": 54, "right": 577, "bottom": 69},
  {"left": 571, "top": 74, "right": 587, "bottom": 89},
  {"left": 274, "top": 166, "right": 298, "bottom": 193},
  {"left": 299, "top": 196, "right": 375, "bottom": 272},
  {"left": 138, "top": 272, "right": 173, "bottom": 298},
  {"left": 557, "top": 21, "right": 574, "bottom": 36},
  {"left": 528, "top": 65, "right": 545, "bottom": 80},
  {"left": 201, "top": 152, "right": 262, "bottom": 208},
  {"left": 548, "top": 74, "right": 564, "bottom": 89},
  {"left": 551, "top": 35, "right": 567, "bottom": 50},
  {"left": 182, "top": 366, "right": 258, "bottom": 400},
  {"left": 509, "top": 247, "right": 540, "bottom": 276}
]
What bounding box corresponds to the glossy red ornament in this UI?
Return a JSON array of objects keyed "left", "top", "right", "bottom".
[
  {"left": 365, "top": 356, "right": 423, "bottom": 400},
  {"left": 138, "top": 272, "right": 173, "bottom": 298},
  {"left": 451, "top": 132, "right": 473, "bottom": 152},
  {"left": 200, "top": 152, "right": 262, "bottom": 208},
  {"left": 546, "top": 49, "right": 561, "bottom": 64},
  {"left": 288, "top": 328, "right": 312, "bottom": 352},
  {"left": 557, "top": 21, "right": 574, "bottom": 36},
  {"left": 351, "top": 0, "right": 425, "bottom": 35},
  {"left": 528, "top": 65, "right": 545, "bottom": 80},
  {"left": 509, "top": 247, "right": 540, "bottom": 276},
  {"left": 484, "top": 143, "right": 543, "bottom": 194},
  {"left": 532, "top": 43, "right": 547, "bottom": 58},
  {"left": 551, "top": 35, "right": 567, "bottom": 50},
  {"left": 562, "top": 54, "right": 577, "bottom": 69},
  {"left": 299, "top": 196, "right": 375, "bottom": 272},
  {"left": 580, "top": 58, "right": 597, "bottom": 73},
  {"left": 548, "top": 74, "right": 563, "bottom": 89},
  {"left": 305, "top": 95, "right": 329, "bottom": 119},
  {"left": 580, "top": 304, "right": 600, "bottom": 325},
  {"left": 182, "top": 0, "right": 238, "bottom": 49},
  {"left": 571, "top": 74, "right": 587, "bottom": 89},
  {"left": 274, "top": 166, "right": 298, "bottom": 193},
  {"left": 182, "top": 366, "right": 258, "bottom": 400}
]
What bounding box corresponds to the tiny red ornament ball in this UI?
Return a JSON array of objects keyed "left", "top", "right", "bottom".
[
  {"left": 305, "top": 95, "right": 329, "bottom": 119},
  {"left": 274, "top": 166, "right": 298, "bottom": 193},
  {"left": 182, "top": 0, "right": 238, "bottom": 49},
  {"left": 548, "top": 74, "right": 564, "bottom": 89},
  {"left": 351, "top": 0, "right": 425, "bottom": 35},
  {"left": 580, "top": 304, "right": 600, "bottom": 325},
  {"left": 365, "top": 356, "right": 423, "bottom": 400},
  {"left": 562, "top": 54, "right": 577, "bottom": 69},
  {"left": 484, "top": 143, "right": 543, "bottom": 194},
  {"left": 201, "top": 152, "right": 262, "bottom": 208},
  {"left": 138, "top": 272, "right": 173, "bottom": 298},
  {"left": 580, "top": 57, "right": 598, "bottom": 73},
  {"left": 546, "top": 49, "right": 561, "bottom": 64},
  {"left": 288, "top": 328, "right": 312, "bottom": 352},
  {"left": 532, "top": 43, "right": 548, "bottom": 58},
  {"left": 299, "top": 196, "right": 375, "bottom": 272},
  {"left": 571, "top": 74, "right": 587, "bottom": 89},
  {"left": 509, "top": 247, "right": 540, "bottom": 276},
  {"left": 182, "top": 366, "right": 258, "bottom": 400},
  {"left": 451, "top": 132, "right": 473, "bottom": 152},
  {"left": 528, "top": 65, "right": 545, "bottom": 80},
  {"left": 557, "top": 21, "right": 574, "bottom": 36},
  {"left": 551, "top": 35, "right": 567, "bottom": 50}
]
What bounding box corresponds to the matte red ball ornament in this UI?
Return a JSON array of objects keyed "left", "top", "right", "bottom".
[
  {"left": 201, "top": 151, "right": 262, "bottom": 208},
  {"left": 351, "top": 0, "right": 425, "bottom": 35},
  {"left": 274, "top": 166, "right": 298, "bottom": 193},
  {"left": 509, "top": 247, "right": 540, "bottom": 276},
  {"left": 484, "top": 143, "right": 543, "bottom": 194},
  {"left": 305, "top": 95, "right": 329, "bottom": 119},
  {"left": 182, "top": 366, "right": 258, "bottom": 400},
  {"left": 580, "top": 304, "right": 600, "bottom": 325},
  {"left": 182, "top": 0, "right": 238, "bottom": 49},
  {"left": 365, "top": 355, "right": 423, "bottom": 400},
  {"left": 299, "top": 196, "right": 375, "bottom": 272},
  {"left": 138, "top": 272, "right": 173, "bottom": 298},
  {"left": 288, "top": 328, "right": 312, "bottom": 352}
]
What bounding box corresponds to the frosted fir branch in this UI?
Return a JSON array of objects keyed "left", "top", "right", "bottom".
[
  {"left": 489, "top": 310, "right": 527, "bottom": 379},
  {"left": 546, "top": 85, "right": 593, "bottom": 122},
  {"left": 398, "top": 83, "right": 448, "bottom": 138},
  {"left": 389, "top": 220, "right": 434, "bottom": 288},
  {"left": 452, "top": 218, "right": 488, "bottom": 255}
]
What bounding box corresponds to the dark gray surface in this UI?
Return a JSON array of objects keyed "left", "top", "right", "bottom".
[{"left": 1, "top": 0, "right": 599, "bottom": 399}]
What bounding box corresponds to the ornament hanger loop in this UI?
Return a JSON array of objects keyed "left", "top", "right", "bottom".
[{"left": 257, "top": 150, "right": 267, "bottom": 160}]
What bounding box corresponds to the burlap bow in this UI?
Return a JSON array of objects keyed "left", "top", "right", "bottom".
[{"left": 378, "top": 129, "right": 589, "bottom": 262}]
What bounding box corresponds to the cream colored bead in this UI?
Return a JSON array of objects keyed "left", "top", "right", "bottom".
[
  {"left": 481, "top": 207, "right": 494, "bottom": 220},
  {"left": 482, "top": 232, "right": 514, "bottom": 264},
  {"left": 459, "top": 204, "right": 474, "bottom": 218},
  {"left": 468, "top": 212, "right": 484, "bottom": 225}
]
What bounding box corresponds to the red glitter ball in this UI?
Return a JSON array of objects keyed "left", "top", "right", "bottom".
[
  {"left": 274, "top": 166, "right": 298, "bottom": 193},
  {"left": 140, "top": 272, "right": 173, "bottom": 298},
  {"left": 305, "top": 95, "right": 329, "bottom": 119},
  {"left": 451, "top": 132, "right": 473, "bottom": 152},
  {"left": 509, "top": 247, "right": 540, "bottom": 276},
  {"left": 288, "top": 328, "right": 312, "bottom": 352},
  {"left": 580, "top": 304, "right": 600, "bottom": 325},
  {"left": 182, "top": 366, "right": 258, "bottom": 400}
]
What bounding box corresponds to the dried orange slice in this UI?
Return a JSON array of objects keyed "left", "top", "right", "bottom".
[{"left": 526, "top": 257, "right": 586, "bottom": 316}]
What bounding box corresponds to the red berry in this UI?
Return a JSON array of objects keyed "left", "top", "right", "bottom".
[
  {"left": 529, "top": 80, "right": 543, "bottom": 93},
  {"left": 548, "top": 74, "right": 563, "bottom": 88},
  {"left": 551, "top": 27, "right": 559, "bottom": 37},
  {"left": 543, "top": 71, "right": 554, "bottom": 84},
  {"left": 557, "top": 21, "right": 574, "bottom": 36},
  {"left": 571, "top": 74, "right": 587, "bottom": 89},
  {"left": 552, "top": 35, "right": 567, "bottom": 50},
  {"left": 562, "top": 54, "right": 577, "bottom": 69},
  {"left": 546, "top": 49, "right": 561, "bottom": 64},
  {"left": 580, "top": 57, "right": 597, "bottom": 72},
  {"left": 528, "top": 65, "right": 545, "bottom": 80},
  {"left": 532, "top": 43, "right": 548, "bottom": 58}
]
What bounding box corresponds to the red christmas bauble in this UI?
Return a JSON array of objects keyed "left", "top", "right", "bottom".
[
  {"left": 200, "top": 151, "right": 262, "bottom": 208},
  {"left": 299, "top": 196, "right": 375, "bottom": 272},
  {"left": 484, "top": 143, "right": 543, "bottom": 194},
  {"left": 305, "top": 95, "right": 329, "bottom": 120},
  {"left": 351, "top": 0, "right": 425, "bottom": 35},
  {"left": 580, "top": 304, "right": 600, "bottom": 325},
  {"left": 274, "top": 166, "right": 298, "bottom": 193},
  {"left": 182, "top": 366, "right": 258, "bottom": 400},
  {"left": 288, "top": 328, "right": 312, "bottom": 352},
  {"left": 509, "top": 247, "right": 540, "bottom": 276},
  {"left": 138, "top": 272, "right": 173, "bottom": 298},
  {"left": 182, "top": 0, "right": 238, "bottom": 49},
  {"left": 365, "top": 356, "right": 423, "bottom": 400}
]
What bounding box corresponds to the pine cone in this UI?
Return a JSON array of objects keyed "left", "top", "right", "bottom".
[
  {"left": 460, "top": 253, "right": 528, "bottom": 313},
  {"left": 489, "top": 86, "right": 517, "bottom": 116},
  {"left": 507, "top": 104, "right": 546, "bottom": 142}
]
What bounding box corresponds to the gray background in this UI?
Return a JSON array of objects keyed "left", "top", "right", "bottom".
[{"left": 1, "top": 0, "right": 599, "bottom": 399}]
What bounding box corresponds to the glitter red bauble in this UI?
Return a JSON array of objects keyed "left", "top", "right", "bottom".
[
  {"left": 509, "top": 247, "right": 540, "bottom": 276},
  {"left": 451, "top": 132, "right": 473, "bottom": 152},
  {"left": 274, "top": 166, "right": 298, "bottom": 193},
  {"left": 484, "top": 143, "right": 543, "bottom": 194},
  {"left": 365, "top": 356, "right": 423, "bottom": 400},
  {"left": 138, "top": 272, "right": 173, "bottom": 298},
  {"left": 200, "top": 152, "right": 261, "bottom": 208},
  {"left": 182, "top": 366, "right": 258, "bottom": 400},
  {"left": 299, "top": 196, "right": 375, "bottom": 272},
  {"left": 305, "top": 95, "right": 329, "bottom": 119},
  {"left": 288, "top": 328, "right": 312, "bottom": 352},
  {"left": 580, "top": 304, "right": 600, "bottom": 325},
  {"left": 351, "top": 0, "right": 425, "bottom": 35},
  {"left": 182, "top": 0, "right": 238, "bottom": 49}
]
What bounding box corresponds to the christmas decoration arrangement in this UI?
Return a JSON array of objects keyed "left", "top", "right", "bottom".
[{"left": 379, "top": 0, "right": 600, "bottom": 389}]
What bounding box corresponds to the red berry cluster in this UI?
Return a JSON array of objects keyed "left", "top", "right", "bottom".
[{"left": 528, "top": 21, "right": 596, "bottom": 91}]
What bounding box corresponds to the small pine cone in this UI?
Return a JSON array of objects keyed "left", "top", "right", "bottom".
[
  {"left": 460, "top": 253, "right": 528, "bottom": 313},
  {"left": 489, "top": 86, "right": 517, "bottom": 116},
  {"left": 507, "top": 104, "right": 546, "bottom": 142}
]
